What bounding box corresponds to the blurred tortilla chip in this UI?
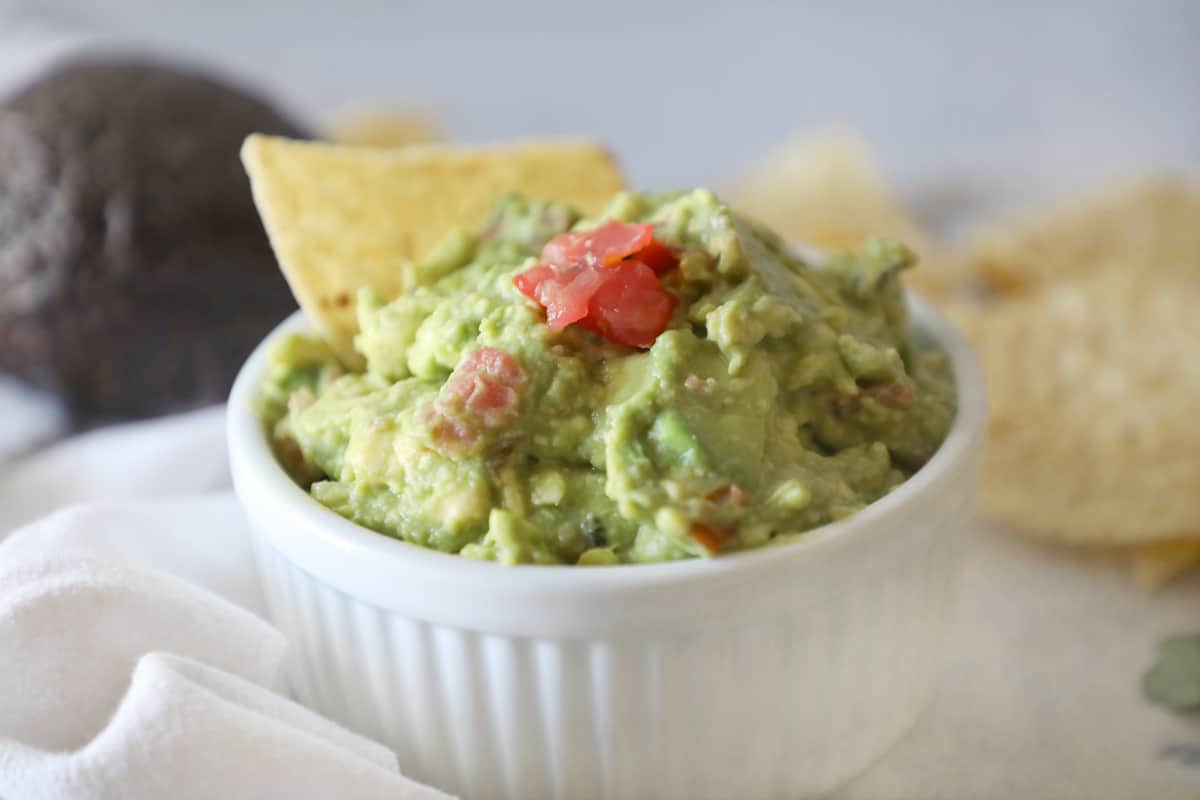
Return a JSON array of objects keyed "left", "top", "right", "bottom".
[
  {"left": 329, "top": 108, "right": 443, "bottom": 148},
  {"left": 1131, "top": 539, "right": 1200, "bottom": 590},
  {"left": 241, "top": 135, "right": 625, "bottom": 365},
  {"left": 727, "top": 131, "right": 960, "bottom": 299},
  {"left": 969, "top": 269, "right": 1200, "bottom": 545},
  {"left": 969, "top": 177, "right": 1200, "bottom": 294}
]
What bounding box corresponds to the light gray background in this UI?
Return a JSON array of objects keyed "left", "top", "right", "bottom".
[{"left": 5, "top": 0, "right": 1199, "bottom": 199}]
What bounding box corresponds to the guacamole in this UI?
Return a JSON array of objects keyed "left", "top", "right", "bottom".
[{"left": 256, "top": 189, "right": 956, "bottom": 565}]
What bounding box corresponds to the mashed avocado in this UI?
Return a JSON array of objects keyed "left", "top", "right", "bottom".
[{"left": 257, "top": 189, "right": 956, "bottom": 565}]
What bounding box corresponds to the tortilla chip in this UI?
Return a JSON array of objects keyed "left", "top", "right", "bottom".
[
  {"left": 242, "top": 135, "right": 625, "bottom": 365},
  {"left": 1131, "top": 539, "right": 1200, "bottom": 590},
  {"left": 969, "top": 269, "right": 1200, "bottom": 545},
  {"left": 329, "top": 108, "right": 442, "bottom": 148},
  {"left": 726, "top": 131, "right": 961, "bottom": 300},
  {"left": 969, "top": 177, "right": 1200, "bottom": 294}
]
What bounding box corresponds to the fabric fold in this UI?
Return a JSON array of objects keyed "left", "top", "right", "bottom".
[
  {"left": 0, "top": 554, "right": 285, "bottom": 752},
  {"left": 0, "top": 652, "right": 450, "bottom": 800},
  {"left": 0, "top": 541, "right": 452, "bottom": 799}
]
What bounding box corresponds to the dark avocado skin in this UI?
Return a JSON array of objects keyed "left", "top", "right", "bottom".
[{"left": 0, "top": 57, "right": 306, "bottom": 424}]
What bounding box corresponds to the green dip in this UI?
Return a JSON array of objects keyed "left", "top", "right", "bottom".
[{"left": 256, "top": 189, "right": 956, "bottom": 565}]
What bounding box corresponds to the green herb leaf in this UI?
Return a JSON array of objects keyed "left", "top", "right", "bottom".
[{"left": 1144, "top": 634, "right": 1200, "bottom": 712}]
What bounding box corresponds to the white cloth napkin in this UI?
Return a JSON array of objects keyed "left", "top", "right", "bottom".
[
  {"left": 0, "top": 406, "right": 231, "bottom": 537},
  {"left": 1, "top": 407, "right": 1197, "bottom": 799},
  {"left": 0, "top": 414, "right": 453, "bottom": 800},
  {"left": 0, "top": 377, "right": 66, "bottom": 463}
]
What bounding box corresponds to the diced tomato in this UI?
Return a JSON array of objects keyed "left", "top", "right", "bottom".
[
  {"left": 690, "top": 522, "right": 733, "bottom": 555},
  {"left": 430, "top": 348, "right": 527, "bottom": 452},
  {"left": 427, "top": 414, "right": 476, "bottom": 453},
  {"left": 512, "top": 263, "right": 554, "bottom": 302},
  {"left": 514, "top": 219, "right": 679, "bottom": 348},
  {"left": 634, "top": 239, "right": 679, "bottom": 275},
  {"left": 473, "top": 347, "right": 525, "bottom": 383},
  {"left": 440, "top": 347, "right": 526, "bottom": 423},
  {"left": 534, "top": 264, "right": 611, "bottom": 330},
  {"left": 705, "top": 483, "right": 751, "bottom": 507},
  {"left": 541, "top": 220, "right": 654, "bottom": 269},
  {"left": 578, "top": 261, "right": 677, "bottom": 348}
]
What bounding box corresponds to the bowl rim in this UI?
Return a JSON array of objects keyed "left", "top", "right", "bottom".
[{"left": 227, "top": 291, "right": 986, "bottom": 597}]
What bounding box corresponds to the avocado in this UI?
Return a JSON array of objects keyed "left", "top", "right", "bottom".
[{"left": 0, "top": 57, "right": 307, "bottom": 424}]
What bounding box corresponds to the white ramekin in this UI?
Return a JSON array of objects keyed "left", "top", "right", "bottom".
[{"left": 228, "top": 294, "right": 986, "bottom": 800}]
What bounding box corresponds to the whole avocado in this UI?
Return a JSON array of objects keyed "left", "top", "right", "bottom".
[{"left": 0, "top": 57, "right": 305, "bottom": 424}]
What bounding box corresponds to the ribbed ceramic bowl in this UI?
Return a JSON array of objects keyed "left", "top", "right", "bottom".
[{"left": 228, "top": 293, "right": 986, "bottom": 800}]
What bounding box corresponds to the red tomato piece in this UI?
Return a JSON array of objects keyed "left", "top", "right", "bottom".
[
  {"left": 534, "top": 264, "right": 612, "bottom": 330},
  {"left": 427, "top": 414, "right": 476, "bottom": 453},
  {"left": 434, "top": 347, "right": 527, "bottom": 438},
  {"left": 635, "top": 239, "right": 679, "bottom": 274},
  {"left": 690, "top": 522, "right": 732, "bottom": 555},
  {"left": 462, "top": 347, "right": 526, "bottom": 387},
  {"left": 515, "top": 262, "right": 609, "bottom": 330},
  {"left": 580, "top": 261, "right": 677, "bottom": 348},
  {"left": 541, "top": 220, "right": 653, "bottom": 268},
  {"left": 512, "top": 263, "right": 553, "bottom": 302},
  {"left": 514, "top": 220, "right": 679, "bottom": 348}
]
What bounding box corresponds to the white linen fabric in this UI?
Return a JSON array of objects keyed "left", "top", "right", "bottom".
[
  {"left": 0, "top": 413, "right": 453, "bottom": 800},
  {"left": 0, "top": 407, "right": 231, "bottom": 536},
  {"left": 0, "top": 651, "right": 433, "bottom": 800}
]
